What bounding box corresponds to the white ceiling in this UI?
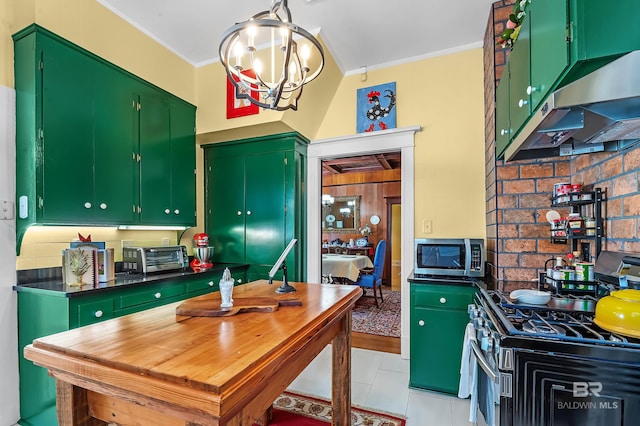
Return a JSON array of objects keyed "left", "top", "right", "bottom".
[{"left": 97, "top": 0, "right": 496, "bottom": 73}]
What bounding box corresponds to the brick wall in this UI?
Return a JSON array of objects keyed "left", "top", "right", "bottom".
[{"left": 484, "top": 1, "right": 640, "bottom": 283}]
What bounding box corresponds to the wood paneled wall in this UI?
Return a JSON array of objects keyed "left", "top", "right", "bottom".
[{"left": 322, "top": 170, "right": 401, "bottom": 247}]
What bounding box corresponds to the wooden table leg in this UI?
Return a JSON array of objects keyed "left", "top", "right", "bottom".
[
  {"left": 332, "top": 312, "right": 352, "bottom": 426},
  {"left": 56, "top": 381, "right": 106, "bottom": 425}
]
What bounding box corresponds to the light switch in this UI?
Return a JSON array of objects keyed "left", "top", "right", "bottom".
[{"left": 423, "top": 219, "right": 432, "bottom": 234}]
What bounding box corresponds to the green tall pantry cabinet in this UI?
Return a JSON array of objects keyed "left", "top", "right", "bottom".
[
  {"left": 409, "top": 281, "right": 477, "bottom": 395},
  {"left": 13, "top": 25, "right": 196, "bottom": 253},
  {"left": 203, "top": 133, "right": 308, "bottom": 282}
]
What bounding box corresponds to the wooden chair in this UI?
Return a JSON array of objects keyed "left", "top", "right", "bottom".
[{"left": 354, "top": 240, "right": 386, "bottom": 307}]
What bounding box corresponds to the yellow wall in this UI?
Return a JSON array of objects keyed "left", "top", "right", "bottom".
[
  {"left": 1, "top": 0, "right": 15, "bottom": 87},
  {"left": 317, "top": 49, "right": 487, "bottom": 239}
]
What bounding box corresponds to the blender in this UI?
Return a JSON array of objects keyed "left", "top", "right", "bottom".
[{"left": 190, "top": 233, "right": 213, "bottom": 271}]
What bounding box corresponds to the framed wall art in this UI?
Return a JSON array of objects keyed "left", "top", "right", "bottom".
[
  {"left": 226, "top": 69, "right": 260, "bottom": 119},
  {"left": 356, "top": 82, "right": 396, "bottom": 133}
]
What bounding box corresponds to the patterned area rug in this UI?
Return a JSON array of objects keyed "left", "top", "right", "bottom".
[
  {"left": 351, "top": 288, "right": 401, "bottom": 338},
  {"left": 262, "top": 391, "right": 406, "bottom": 426}
]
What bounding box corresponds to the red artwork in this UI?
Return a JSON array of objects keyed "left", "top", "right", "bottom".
[{"left": 226, "top": 69, "right": 260, "bottom": 119}]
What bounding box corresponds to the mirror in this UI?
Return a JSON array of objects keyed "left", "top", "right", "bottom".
[{"left": 322, "top": 195, "right": 360, "bottom": 233}]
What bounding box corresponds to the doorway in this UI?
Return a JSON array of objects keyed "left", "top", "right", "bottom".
[
  {"left": 307, "top": 126, "right": 419, "bottom": 357},
  {"left": 386, "top": 196, "right": 401, "bottom": 290}
]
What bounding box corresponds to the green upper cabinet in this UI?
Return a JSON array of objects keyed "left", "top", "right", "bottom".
[
  {"left": 204, "top": 133, "right": 307, "bottom": 282},
  {"left": 168, "top": 98, "right": 197, "bottom": 227},
  {"left": 138, "top": 88, "right": 196, "bottom": 226},
  {"left": 507, "top": 18, "right": 531, "bottom": 141},
  {"left": 37, "top": 35, "right": 97, "bottom": 224},
  {"left": 495, "top": 0, "right": 640, "bottom": 159},
  {"left": 528, "top": 0, "right": 570, "bottom": 110},
  {"left": 495, "top": 63, "right": 511, "bottom": 156},
  {"left": 13, "top": 25, "right": 196, "bottom": 252}
]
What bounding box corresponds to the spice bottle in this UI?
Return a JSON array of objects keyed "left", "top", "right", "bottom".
[{"left": 567, "top": 213, "right": 583, "bottom": 236}]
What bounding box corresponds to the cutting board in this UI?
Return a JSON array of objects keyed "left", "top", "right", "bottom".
[{"left": 175, "top": 297, "right": 302, "bottom": 321}]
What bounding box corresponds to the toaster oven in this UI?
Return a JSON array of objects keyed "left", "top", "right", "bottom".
[{"left": 122, "top": 246, "right": 189, "bottom": 274}]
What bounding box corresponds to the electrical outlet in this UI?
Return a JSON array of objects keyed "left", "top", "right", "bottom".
[
  {"left": 1, "top": 200, "right": 14, "bottom": 220},
  {"left": 121, "top": 240, "right": 135, "bottom": 249},
  {"left": 423, "top": 219, "right": 432, "bottom": 234}
]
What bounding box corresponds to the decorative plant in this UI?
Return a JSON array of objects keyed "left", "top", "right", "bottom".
[
  {"left": 498, "top": 0, "right": 531, "bottom": 49},
  {"left": 360, "top": 224, "right": 372, "bottom": 237},
  {"left": 69, "top": 249, "right": 91, "bottom": 286}
]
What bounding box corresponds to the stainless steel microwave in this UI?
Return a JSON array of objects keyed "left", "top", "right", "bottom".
[
  {"left": 414, "top": 238, "right": 485, "bottom": 278},
  {"left": 122, "top": 246, "right": 189, "bottom": 274}
]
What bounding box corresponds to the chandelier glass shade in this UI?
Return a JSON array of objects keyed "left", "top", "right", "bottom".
[
  {"left": 321, "top": 194, "right": 334, "bottom": 208},
  {"left": 219, "top": 0, "right": 325, "bottom": 111}
]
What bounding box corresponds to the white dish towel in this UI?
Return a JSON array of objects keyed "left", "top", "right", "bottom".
[{"left": 458, "top": 322, "right": 479, "bottom": 423}]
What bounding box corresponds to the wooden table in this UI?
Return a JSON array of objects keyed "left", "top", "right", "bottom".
[
  {"left": 322, "top": 254, "right": 374, "bottom": 282},
  {"left": 24, "top": 280, "right": 362, "bottom": 426}
]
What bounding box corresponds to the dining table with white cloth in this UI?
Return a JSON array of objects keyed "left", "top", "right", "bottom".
[{"left": 322, "top": 253, "right": 374, "bottom": 282}]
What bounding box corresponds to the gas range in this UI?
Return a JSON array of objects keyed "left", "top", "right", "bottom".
[
  {"left": 485, "top": 289, "right": 640, "bottom": 349},
  {"left": 469, "top": 285, "right": 640, "bottom": 426}
]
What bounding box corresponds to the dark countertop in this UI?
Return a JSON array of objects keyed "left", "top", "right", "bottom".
[{"left": 13, "top": 263, "right": 250, "bottom": 297}]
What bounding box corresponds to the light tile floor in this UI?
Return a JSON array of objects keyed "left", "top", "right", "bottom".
[{"left": 287, "top": 345, "right": 486, "bottom": 426}]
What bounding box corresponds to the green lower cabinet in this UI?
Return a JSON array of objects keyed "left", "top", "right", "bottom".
[
  {"left": 16, "top": 266, "right": 248, "bottom": 426},
  {"left": 409, "top": 283, "right": 477, "bottom": 395}
]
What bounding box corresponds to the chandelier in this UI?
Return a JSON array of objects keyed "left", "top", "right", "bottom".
[
  {"left": 219, "top": 0, "right": 325, "bottom": 111},
  {"left": 321, "top": 194, "right": 334, "bottom": 208}
]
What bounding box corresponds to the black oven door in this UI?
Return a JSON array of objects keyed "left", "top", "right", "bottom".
[{"left": 512, "top": 350, "right": 639, "bottom": 426}]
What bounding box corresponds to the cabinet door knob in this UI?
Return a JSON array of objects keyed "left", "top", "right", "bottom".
[
  {"left": 154, "top": 292, "right": 161, "bottom": 299},
  {"left": 440, "top": 297, "right": 447, "bottom": 304},
  {"left": 246, "top": 210, "right": 252, "bottom": 215},
  {"left": 518, "top": 99, "right": 528, "bottom": 108},
  {"left": 418, "top": 320, "right": 425, "bottom": 327},
  {"left": 164, "top": 209, "right": 170, "bottom": 214},
  {"left": 84, "top": 202, "right": 92, "bottom": 209},
  {"left": 100, "top": 203, "right": 107, "bottom": 210},
  {"left": 208, "top": 281, "right": 214, "bottom": 287},
  {"left": 174, "top": 209, "right": 180, "bottom": 215},
  {"left": 500, "top": 128, "right": 509, "bottom": 136},
  {"left": 236, "top": 279, "right": 243, "bottom": 284},
  {"left": 526, "top": 85, "right": 538, "bottom": 95},
  {"left": 94, "top": 310, "right": 103, "bottom": 318},
  {"left": 237, "top": 211, "right": 242, "bottom": 216}
]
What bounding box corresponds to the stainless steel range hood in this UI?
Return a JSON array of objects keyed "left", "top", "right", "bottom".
[{"left": 503, "top": 50, "right": 640, "bottom": 161}]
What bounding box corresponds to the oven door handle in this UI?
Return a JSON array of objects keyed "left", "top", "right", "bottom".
[{"left": 470, "top": 340, "right": 498, "bottom": 383}]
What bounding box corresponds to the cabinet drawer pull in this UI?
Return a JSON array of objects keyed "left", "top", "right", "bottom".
[
  {"left": 164, "top": 209, "right": 170, "bottom": 214},
  {"left": 237, "top": 210, "right": 242, "bottom": 216},
  {"left": 84, "top": 202, "right": 92, "bottom": 209},
  {"left": 439, "top": 297, "right": 447, "bottom": 304},
  {"left": 154, "top": 292, "right": 162, "bottom": 299},
  {"left": 174, "top": 209, "right": 180, "bottom": 215},
  {"left": 100, "top": 203, "right": 107, "bottom": 210},
  {"left": 208, "top": 281, "right": 214, "bottom": 287},
  {"left": 246, "top": 210, "right": 252, "bottom": 215},
  {"left": 418, "top": 320, "right": 425, "bottom": 327},
  {"left": 94, "top": 310, "right": 103, "bottom": 318}
]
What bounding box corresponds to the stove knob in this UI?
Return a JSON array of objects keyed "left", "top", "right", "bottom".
[{"left": 473, "top": 317, "right": 484, "bottom": 328}]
